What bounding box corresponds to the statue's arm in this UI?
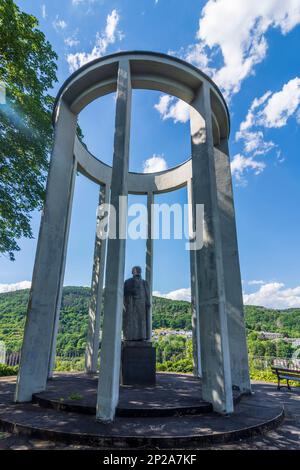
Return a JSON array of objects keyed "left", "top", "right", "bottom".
[
  {"left": 124, "top": 279, "right": 135, "bottom": 298},
  {"left": 124, "top": 279, "right": 130, "bottom": 297}
]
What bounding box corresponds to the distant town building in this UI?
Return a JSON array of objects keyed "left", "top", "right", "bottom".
[
  {"left": 152, "top": 329, "right": 193, "bottom": 340},
  {"left": 259, "top": 331, "right": 284, "bottom": 340},
  {"left": 258, "top": 331, "right": 300, "bottom": 347}
]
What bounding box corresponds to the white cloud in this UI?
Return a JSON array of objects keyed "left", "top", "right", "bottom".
[
  {"left": 183, "top": 43, "right": 212, "bottom": 72},
  {"left": 65, "top": 37, "right": 80, "bottom": 48},
  {"left": 236, "top": 92, "right": 276, "bottom": 157},
  {"left": 105, "top": 9, "right": 120, "bottom": 42},
  {"left": 153, "top": 282, "right": 300, "bottom": 309},
  {"left": 168, "top": 42, "right": 214, "bottom": 78},
  {"left": 71, "top": 0, "right": 102, "bottom": 13},
  {"left": 258, "top": 77, "right": 300, "bottom": 128},
  {"left": 153, "top": 2, "right": 300, "bottom": 127},
  {"left": 0, "top": 281, "right": 31, "bottom": 294},
  {"left": 248, "top": 280, "right": 266, "bottom": 285},
  {"left": 67, "top": 9, "right": 122, "bottom": 72},
  {"left": 243, "top": 282, "right": 300, "bottom": 309},
  {"left": 236, "top": 130, "right": 275, "bottom": 156},
  {"left": 52, "top": 16, "right": 67, "bottom": 31},
  {"left": 143, "top": 155, "right": 168, "bottom": 173},
  {"left": 230, "top": 153, "right": 266, "bottom": 185},
  {"left": 239, "top": 91, "right": 273, "bottom": 132},
  {"left": 41, "top": 4, "right": 46, "bottom": 19},
  {"left": 153, "top": 288, "right": 191, "bottom": 302},
  {"left": 72, "top": 0, "right": 96, "bottom": 5},
  {"left": 154, "top": 95, "right": 190, "bottom": 123},
  {"left": 238, "top": 78, "right": 300, "bottom": 133},
  {"left": 171, "top": 0, "right": 300, "bottom": 99},
  {"left": 234, "top": 77, "right": 300, "bottom": 180},
  {"left": 199, "top": 0, "right": 300, "bottom": 98}
]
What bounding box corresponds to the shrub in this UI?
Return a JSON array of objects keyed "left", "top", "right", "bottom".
[
  {"left": 0, "top": 363, "right": 19, "bottom": 376},
  {"left": 156, "top": 358, "right": 193, "bottom": 374}
]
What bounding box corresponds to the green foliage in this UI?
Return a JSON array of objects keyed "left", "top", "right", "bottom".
[
  {"left": 0, "top": 288, "right": 28, "bottom": 351},
  {"left": 245, "top": 305, "right": 300, "bottom": 337},
  {"left": 68, "top": 392, "right": 83, "bottom": 401},
  {"left": 0, "top": 287, "right": 91, "bottom": 353},
  {"left": 55, "top": 287, "right": 90, "bottom": 354},
  {"left": 155, "top": 335, "right": 189, "bottom": 362},
  {"left": 249, "top": 367, "right": 277, "bottom": 383},
  {"left": 152, "top": 297, "right": 191, "bottom": 330},
  {"left": 0, "top": 363, "right": 18, "bottom": 376},
  {"left": 0, "top": 287, "right": 193, "bottom": 354},
  {"left": 157, "top": 358, "right": 194, "bottom": 374},
  {"left": 154, "top": 335, "right": 194, "bottom": 373},
  {"left": 0, "top": 287, "right": 300, "bottom": 386},
  {"left": 247, "top": 330, "right": 296, "bottom": 359},
  {"left": 0, "top": 0, "right": 58, "bottom": 260},
  {"left": 55, "top": 357, "right": 85, "bottom": 372},
  {"left": 248, "top": 359, "right": 300, "bottom": 386}
]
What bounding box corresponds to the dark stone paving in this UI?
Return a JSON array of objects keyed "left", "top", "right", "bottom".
[
  {"left": 207, "top": 382, "right": 300, "bottom": 450},
  {"left": 0, "top": 376, "right": 297, "bottom": 450},
  {"left": 33, "top": 373, "right": 213, "bottom": 415}
]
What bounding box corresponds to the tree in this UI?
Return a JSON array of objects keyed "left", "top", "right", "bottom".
[
  {"left": 265, "top": 340, "right": 276, "bottom": 357},
  {"left": 0, "top": 0, "right": 57, "bottom": 260},
  {"left": 276, "top": 340, "right": 293, "bottom": 359}
]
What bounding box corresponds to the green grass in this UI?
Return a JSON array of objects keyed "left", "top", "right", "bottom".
[{"left": 68, "top": 392, "right": 83, "bottom": 401}]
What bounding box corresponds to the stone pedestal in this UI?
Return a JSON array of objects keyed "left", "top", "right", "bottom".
[{"left": 121, "top": 341, "right": 156, "bottom": 386}]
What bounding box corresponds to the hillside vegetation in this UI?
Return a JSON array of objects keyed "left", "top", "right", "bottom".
[{"left": 0, "top": 287, "right": 299, "bottom": 360}]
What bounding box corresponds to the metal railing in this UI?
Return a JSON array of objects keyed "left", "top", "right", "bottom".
[
  {"left": 3, "top": 352, "right": 300, "bottom": 372},
  {"left": 3, "top": 351, "right": 86, "bottom": 368},
  {"left": 249, "top": 356, "right": 300, "bottom": 371},
  {"left": 5, "top": 351, "right": 21, "bottom": 366},
  {"left": 54, "top": 352, "right": 86, "bottom": 372}
]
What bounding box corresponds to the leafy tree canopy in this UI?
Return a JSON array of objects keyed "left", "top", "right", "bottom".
[{"left": 0, "top": 0, "right": 57, "bottom": 260}]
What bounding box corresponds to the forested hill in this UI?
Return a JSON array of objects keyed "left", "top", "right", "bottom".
[{"left": 0, "top": 286, "right": 300, "bottom": 353}]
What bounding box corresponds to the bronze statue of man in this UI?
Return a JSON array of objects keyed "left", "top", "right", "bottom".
[{"left": 123, "top": 266, "right": 151, "bottom": 341}]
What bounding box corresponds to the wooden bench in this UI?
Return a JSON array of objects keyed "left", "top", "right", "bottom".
[{"left": 271, "top": 366, "right": 300, "bottom": 390}]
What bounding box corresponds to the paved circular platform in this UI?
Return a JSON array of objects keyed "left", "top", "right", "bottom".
[
  {"left": 33, "top": 373, "right": 215, "bottom": 417},
  {"left": 0, "top": 374, "right": 284, "bottom": 449}
]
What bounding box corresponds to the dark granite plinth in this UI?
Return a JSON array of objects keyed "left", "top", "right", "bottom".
[{"left": 121, "top": 341, "right": 156, "bottom": 386}]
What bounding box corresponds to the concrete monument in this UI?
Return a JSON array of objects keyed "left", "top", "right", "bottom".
[{"left": 15, "top": 51, "right": 251, "bottom": 423}]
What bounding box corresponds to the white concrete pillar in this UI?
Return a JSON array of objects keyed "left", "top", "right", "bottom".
[
  {"left": 190, "top": 83, "right": 233, "bottom": 414},
  {"left": 15, "top": 100, "right": 77, "bottom": 402},
  {"left": 187, "top": 179, "right": 202, "bottom": 378},
  {"left": 47, "top": 159, "right": 77, "bottom": 379},
  {"left": 85, "top": 184, "right": 110, "bottom": 374},
  {"left": 96, "top": 59, "right": 132, "bottom": 422},
  {"left": 146, "top": 192, "right": 154, "bottom": 340},
  {"left": 214, "top": 140, "right": 251, "bottom": 393}
]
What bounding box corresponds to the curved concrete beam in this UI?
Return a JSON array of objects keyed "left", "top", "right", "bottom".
[
  {"left": 53, "top": 51, "right": 230, "bottom": 140},
  {"left": 74, "top": 136, "right": 192, "bottom": 194}
]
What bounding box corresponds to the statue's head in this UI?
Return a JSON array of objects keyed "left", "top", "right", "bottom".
[{"left": 132, "top": 266, "right": 142, "bottom": 277}]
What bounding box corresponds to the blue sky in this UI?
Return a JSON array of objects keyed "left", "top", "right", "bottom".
[{"left": 1, "top": 0, "right": 300, "bottom": 309}]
